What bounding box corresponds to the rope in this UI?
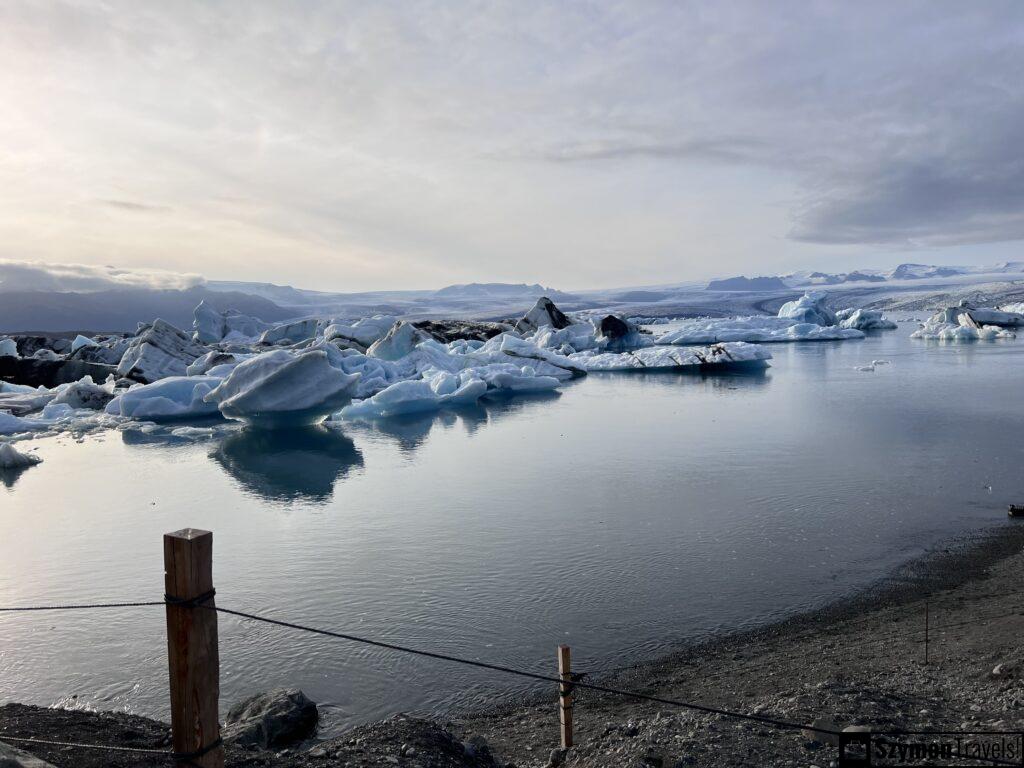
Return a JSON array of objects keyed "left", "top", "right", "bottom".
[
  {"left": 0, "top": 600, "right": 165, "bottom": 612},
  {"left": 0, "top": 734, "right": 223, "bottom": 764},
  {"left": 207, "top": 604, "right": 824, "bottom": 734}
]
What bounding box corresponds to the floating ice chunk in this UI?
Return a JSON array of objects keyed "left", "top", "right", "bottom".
[
  {"left": 656, "top": 317, "right": 863, "bottom": 344},
  {"left": 367, "top": 321, "right": 434, "bottom": 361},
  {"left": 341, "top": 370, "right": 488, "bottom": 419},
  {"left": 998, "top": 302, "right": 1024, "bottom": 315},
  {"left": 528, "top": 323, "right": 600, "bottom": 353},
  {"left": 473, "top": 334, "right": 587, "bottom": 379},
  {"left": 117, "top": 319, "right": 207, "bottom": 383},
  {"left": 514, "top": 297, "right": 572, "bottom": 333},
  {"left": 836, "top": 308, "right": 898, "bottom": 331},
  {"left": 324, "top": 315, "right": 399, "bottom": 349},
  {"left": 963, "top": 308, "right": 1024, "bottom": 327},
  {"left": 911, "top": 321, "right": 1015, "bottom": 341},
  {"left": 470, "top": 364, "right": 562, "bottom": 393},
  {"left": 855, "top": 364, "right": 875, "bottom": 372},
  {"left": 193, "top": 301, "right": 270, "bottom": 343},
  {"left": 70, "top": 334, "right": 99, "bottom": 352},
  {"left": 258, "top": 317, "right": 321, "bottom": 345},
  {"left": 32, "top": 348, "right": 61, "bottom": 361},
  {"left": 51, "top": 376, "right": 115, "bottom": 410},
  {"left": 0, "top": 411, "right": 50, "bottom": 435},
  {"left": 777, "top": 291, "right": 837, "bottom": 326},
  {"left": 872, "top": 359, "right": 891, "bottom": 366},
  {"left": 106, "top": 376, "right": 222, "bottom": 421},
  {"left": 204, "top": 349, "right": 361, "bottom": 427},
  {"left": 0, "top": 442, "right": 42, "bottom": 469},
  {"left": 186, "top": 351, "right": 243, "bottom": 376},
  {"left": 313, "top": 343, "right": 402, "bottom": 398},
  {"left": 569, "top": 342, "right": 771, "bottom": 371},
  {"left": 0, "top": 338, "right": 18, "bottom": 358}
]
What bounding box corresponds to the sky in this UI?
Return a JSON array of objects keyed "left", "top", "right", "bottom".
[{"left": 1, "top": 1, "right": 1023, "bottom": 292}]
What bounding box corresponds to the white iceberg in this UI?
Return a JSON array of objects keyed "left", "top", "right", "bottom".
[
  {"left": 0, "top": 442, "right": 42, "bottom": 469},
  {"left": 51, "top": 376, "right": 115, "bottom": 410},
  {"left": 117, "top": 319, "right": 208, "bottom": 383},
  {"left": 186, "top": 350, "right": 244, "bottom": 377},
  {"left": 193, "top": 300, "right": 270, "bottom": 343},
  {"left": 0, "top": 411, "right": 50, "bottom": 435},
  {"left": 777, "top": 291, "right": 837, "bottom": 326},
  {"left": 341, "top": 370, "right": 489, "bottom": 419},
  {"left": 367, "top": 321, "right": 434, "bottom": 361},
  {"left": 656, "top": 317, "right": 863, "bottom": 344},
  {"left": 324, "top": 315, "right": 399, "bottom": 349},
  {"left": 258, "top": 318, "right": 321, "bottom": 345},
  {"left": 911, "top": 320, "right": 1015, "bottom": 341},
  {"left": 0, "top": 338, "right": 18, "bottom": 358},
  {"left": 106, "top": 376, "right": 222, "bottom": 421},
  {"left": 70, "top": 334, "right": 98, "bottom": 352},
  {"left": 514, "top": 297, "right": 573, "bottom": 333},
  {"left": 835, "top": 308, "right": 898, "bottom": 331},
  {"left": 204, "top": 349, "right": 361, "bottom": 427},
  {"left": 568, "top": 342, "right": 771, "bottom": 371}
]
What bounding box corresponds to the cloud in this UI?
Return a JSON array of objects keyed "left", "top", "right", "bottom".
[
  {"left": 98, "top": 199, "right": 172, "bottom": 213},
  {"left": 0, "top": 260, "right": 205, "bottom": 293}
]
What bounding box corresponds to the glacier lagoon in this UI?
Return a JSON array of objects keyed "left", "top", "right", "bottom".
[{"left": 1, "top": 316, "right": 1023, "bottom": 735}]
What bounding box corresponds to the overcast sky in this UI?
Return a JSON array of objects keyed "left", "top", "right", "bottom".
[{"left": 1, "top": 1, "right": 1022, "bottom": 292}]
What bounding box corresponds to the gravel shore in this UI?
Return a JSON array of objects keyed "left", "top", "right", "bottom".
[{"left": 3, "top": 522, "right": 1023, "bottom": 767}]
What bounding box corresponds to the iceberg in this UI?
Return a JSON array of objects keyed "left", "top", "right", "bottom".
[
  {"left": 0, "top": 338, "right": 18, "bottom": 358},
  {"left": 656, "top": 317, "right": 863, "bottom": 344},
  {"left": 835, "top": 308, "right": 898, "bottom": 331},
  {"left": 777, "top": 291, "right": 838, "bottom": 326},
  {"left": 106, "top": 376, "right": 222, "bottom": 421},
  {"left": 367, "top": 321, "right": 435, "bottom": 361},
  {"left": 514, "top": 297, "right": 572, "bottom": 333},
  {"left": 912, "top": 305, "right": 1018, "bottom": 341},
  {"left": 70, "top": 334, "right": 98, "bottom": 352},
  {"left": 186, "top": 350, "right": 243, "bottom": 377},
  {"left": 117, "top": 319, "right": 207, "bottom": 383},
  {"left": 258, "top": 318, "right": 321, "bottom": 345},
  {"left": 51, "top": 376, "right": 115, "bottom": 410},
  {"left": 193, "top": 300, "right": 271, "bottom": 343},
  {"left": 568, "top": 342, "right": 771, "bottom": 371},
  {"left": 341, "top": 370, "right": 489, "bottom": 419},
  {"left": 0, "top": 442, "right": 42, "bottom": 469},
  {"left": 324, "top": 315, "right": 399, "bottom": 349},
  {"left": 204, "top": 349, "right": 361, "bottom": 427},
  {"left": 0, "top": 411, "right": 50, "bottom": 435}
]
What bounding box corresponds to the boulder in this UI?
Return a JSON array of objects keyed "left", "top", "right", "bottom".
[
  {"left": 514, "top": 297, "right": 572, "bottom": 333},
  {"left": 222, "top": 689, "right": 318, "bottom": 748}
]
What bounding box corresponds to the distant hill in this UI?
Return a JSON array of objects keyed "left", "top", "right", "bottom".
[
  {"left": 0, "top": 286, "right": 294, "bottom": 333},
  {"left": 888, "top": 263, "right": 965, "bottom": 280},
  {"left": 433, "top": 282, "right": 577, "bottom": 301},
  {"left": 706, "top": 275, "right": 789, "bottom": 291}
]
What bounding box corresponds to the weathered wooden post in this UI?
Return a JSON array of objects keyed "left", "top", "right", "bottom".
[
  {"left": 164, "top": 529, "right": 224, "bottom": 768},
  {"left": 558, "top": 644, "right": 573, "bottom": 749}
]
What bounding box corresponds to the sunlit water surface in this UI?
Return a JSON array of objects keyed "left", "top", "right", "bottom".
[{"left": 2, "top": 317, "right": 1023, "bottom": 733}]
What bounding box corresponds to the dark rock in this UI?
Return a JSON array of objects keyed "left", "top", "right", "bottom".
[
  {"left": 0, "top": 357, "right": 117, "bottom": 388},
  {"left": 413, "top": 319, "right": 510, "bottom": 343},
  {"left": 223, "top": 689, "right": 318, "bottom": 748},
  {"left": 599, "top": 314, "right": 632, "bottom": 340},
  {"left": 546, "top": 746, "right": 567, "bottom": 766}
]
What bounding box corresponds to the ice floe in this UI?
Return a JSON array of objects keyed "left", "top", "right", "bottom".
[
  {"left": 835, "top": 308, "right": 898, "bottom": 331},
  {"left": 568, "top": 342, "right": 771, "bottom": 371},
  {"left": 0, "top": 442, "right": 42, "bottom": 469},
  {"left": 777, "top": 291, "right": 837, "bottom": 326},
  {"left": 0, "top": 338, "right": 18, "bottom": 358},
  {"left": 204, "top": 349, "right": 361, "bottom": 427},
  {"left": 912, "top": 305, "right": 1019, "bottom": 341},
  {"left": 655, "top": 317, "right": 863, "bottom": 344},
  {"left": 106, "top": 376, "right": 222, "bottom": 421},
  {"left": 117, "top": 319, "right": 207, "bottom": 382}
]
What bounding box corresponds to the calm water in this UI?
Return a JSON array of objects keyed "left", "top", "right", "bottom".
[{"left": 2, "top": 318, "right": 1023, "bottom": 733}]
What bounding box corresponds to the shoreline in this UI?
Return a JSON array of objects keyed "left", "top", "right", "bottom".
[{"left": 3, "top": 519, "right": 1024, "bottom": 766}]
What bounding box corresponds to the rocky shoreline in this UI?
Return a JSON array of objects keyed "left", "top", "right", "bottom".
[{"left": 3, "top": 522, "right": 1024, "bottom": 767}]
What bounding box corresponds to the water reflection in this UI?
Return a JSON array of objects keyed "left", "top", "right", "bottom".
[
  {"left": 346, "top": 391, "right": 562, "bottom": 454},
  {"left": 212, "top": 426, "right": 364, "bottom": 502}
]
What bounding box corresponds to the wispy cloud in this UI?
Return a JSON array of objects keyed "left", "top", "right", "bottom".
[
  {"left": 98, "top": 199, "right": 172, "bottom": 213},
  {"left": 0, "top": 259, "right": 205, "bottom": 293}
]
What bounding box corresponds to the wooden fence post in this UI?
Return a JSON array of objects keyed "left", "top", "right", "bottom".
[
  {"left": 558, "top": 644, "right": 573, "bottom": 749},
  {"left": 164, "top": 529, "right": 224, "bottom": 768}
]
